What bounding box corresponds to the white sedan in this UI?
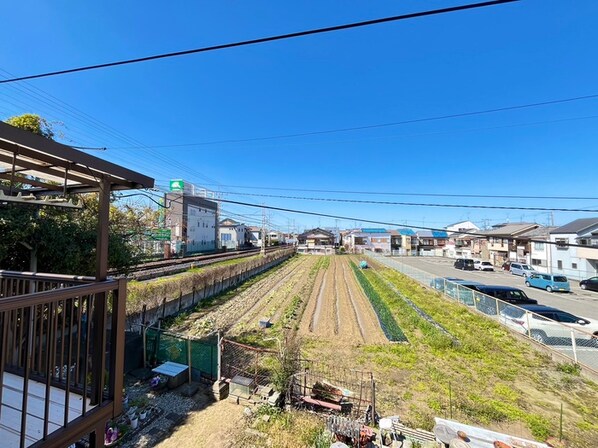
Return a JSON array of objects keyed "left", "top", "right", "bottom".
[{"left": 474, "top": 260, "right": 494, "bottom": 271}]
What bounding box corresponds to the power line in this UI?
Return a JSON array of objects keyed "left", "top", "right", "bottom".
[
  {"left": 192, "top": 184, "right": 598, "bottom": 201},
  {"left": 215, "top": 198, "right": 598, "bottom": 250},
  {"left": 0, "top": 0, "right": 518, "bottom": 84},
  {"left": 110, "top": 107, "right": 598, "bottom": 150},
  {"left": 212, "top": 191, "right": 598, "bottom": 213}
]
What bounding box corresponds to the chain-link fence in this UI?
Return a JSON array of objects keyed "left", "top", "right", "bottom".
[
  {"left": 370, "top": 254, "right": 598, "bottom": 374},
  {"left": 144, "top": 327, "right": 219, "bottom": 380},
  {"left": 220, "top": 338, "right": 278, "bottom": 387}
]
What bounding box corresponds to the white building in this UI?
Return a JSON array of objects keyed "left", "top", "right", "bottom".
[
  {"left": 219, "top": 218, "right": 248, "bottom": 250},
  {"left": 549, "top": 218, "right": 598, "bottom": 280},
  {"left": 445, "top": 220, "right": 480, "bottom": 234}
]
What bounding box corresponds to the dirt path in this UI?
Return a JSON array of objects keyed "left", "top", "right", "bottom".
[{"left": 154, "top": 399, "right": 245, "bottom": 448}]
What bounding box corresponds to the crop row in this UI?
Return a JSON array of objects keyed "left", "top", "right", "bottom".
[{"left": 350, "top": 261, "right": 408, "bottom": 343}]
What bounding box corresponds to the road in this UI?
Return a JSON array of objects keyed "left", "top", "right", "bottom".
[{"left": 392, "top": 256, "right": 598, "bottom": 320}]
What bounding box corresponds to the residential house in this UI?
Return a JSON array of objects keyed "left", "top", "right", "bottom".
[
  {"left": 481, "top": 222, "right": 540, "bottom": 265},
  {"left": 343, "top": 228, "right": 391, "bottom": 254},
  {"left": 445, "top": 220, "right": 480, "bottom": 234},
  {"left": 391, "top": 228, "right": 416, "bottom": 256},
  {"left": 549, "top": 218, "right": 598, "bottom": 280},
  {"left": 363, "top": 228, "right": 391, "bottom": 253},
  {"left": 416, "top": 230, "right": 448, "bottom": 256},
  {"left": 520, "top": 226, "right": 558, "bottom": 273},
  {"left": 445, "top": 231, "right": 481, "bottom": 259},
  {"left": 297, "top": 228, "right": 335, "bottom": 254},
  {"left": 219, "top": 218, "right": 249, "bottom": 250},
  {"left": 0, "top": 121, "right": 154, "bottom": 447}
]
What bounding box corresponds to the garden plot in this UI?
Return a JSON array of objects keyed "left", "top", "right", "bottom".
[
  {"left": 299, "top": 256, "right": 387, "bottom": 344},
  {"left": 172, "top": 255, "right": 316, "bottom": 336}
]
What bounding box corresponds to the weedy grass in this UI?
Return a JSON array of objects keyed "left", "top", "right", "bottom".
[{"left": 350, "top": 258, "right": 598, "bottom": 444}]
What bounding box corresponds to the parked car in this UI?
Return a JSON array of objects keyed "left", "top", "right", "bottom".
[
  {"left": 525, "top": 273, "right": 570, "bottom": 293},
  {"left": 445, "top": 280, "right": 485, "bottom": 306},
  {"left": 430, "top": 277, "right": 462, "bottom": 292},
  {"left": 500, "top": 304, "right": 598, "bottom": 346},
  {"left": 474, "top": 260, "right": 494, "bottom": 271},
  {"left": 580, "top": 276, "right": 598, "bottom": 292},
  {"left": 471, "top": 285, "right": 538, "bottom": 315},
  {"left": 454, "top": 258, "right": 475, "bottom": 270},
  {"left": 509, "top": 262, "right": 537, "bottom": 278}
]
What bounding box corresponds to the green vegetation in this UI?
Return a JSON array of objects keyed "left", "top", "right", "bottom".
[
  {"left": 128, "top": 249, "right": 294, "bottom": 313},
  {"left": 350, "top": 261, "right": 408, "bottom": 342},
  {"left": 355, "top": 258, "right": 598, "bottom": 444}
]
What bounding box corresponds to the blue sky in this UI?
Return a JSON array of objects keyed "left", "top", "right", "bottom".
[{"left": 1, "top": 0, "right": 597, "bottom": 233}]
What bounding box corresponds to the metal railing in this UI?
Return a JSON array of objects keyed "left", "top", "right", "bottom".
[
  {"left": 369, "top": 254, "right": 598, "bottom": 374},
  {"left": 0, "top": 271, "right": 125, "bottom": 448}
]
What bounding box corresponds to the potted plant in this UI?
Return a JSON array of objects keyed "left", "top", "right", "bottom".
[
  {"left": 129, "top": 412, "right": 139, "bottom": 430},
  {"left": 150, "top": 374, "right": 167, "bottom": 391}
]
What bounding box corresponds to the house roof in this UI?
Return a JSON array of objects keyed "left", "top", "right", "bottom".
[
  {"left": 0, "top": 121, "right": 154, "bottom": 194},
  {"left": 299, "top": 227, "right": 335, "bottom": 239},
  {"left": 550, "top": 218, "right": 598, "bottom": 235},
  {"left": 518, "top": 226, "right": 558, "bottom": 238},
  {"left": 361, "top": 228, "right": 388, "bottom": 234},
  {"left": 481, "top": 223, "right": 539, "bottom": 237},
  {"left": 396, "top": 228, "right": 416, "bottom": 236},
  {"left": 416, "top": 230, "right": 448, "bottom": 238},
  {"left": 220, "top": 218, "right": 241, "bottom": 226}
]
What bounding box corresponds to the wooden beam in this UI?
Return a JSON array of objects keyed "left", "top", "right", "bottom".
[{"left": 0, "top": 121, "right": 153, "bottom": 189}]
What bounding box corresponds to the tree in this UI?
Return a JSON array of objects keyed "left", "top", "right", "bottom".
[
  {"left": 0, "top": 114, "right": 156, "bottom": 274},
  {"left": 5, "top": 113, "right": 54, "bottom": 139}
]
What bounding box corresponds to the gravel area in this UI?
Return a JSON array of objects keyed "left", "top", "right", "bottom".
[{"left": 118, "top": 374, "right": 213, "bottom": 448}]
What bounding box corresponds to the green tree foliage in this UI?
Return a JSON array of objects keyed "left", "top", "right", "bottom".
[
  {"left": 5, "top": 113, "right": 54, "bottom": 139},
  {"left": 0, "top": 114, "right": 160, "bottom": 275},
  {"left": 0, "top": 196, "right": 159, "bottom": 275}
]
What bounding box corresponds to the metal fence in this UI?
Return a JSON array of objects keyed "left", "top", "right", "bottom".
[{"left": 369, "top": 254, "right": 598, "bottom": 374}]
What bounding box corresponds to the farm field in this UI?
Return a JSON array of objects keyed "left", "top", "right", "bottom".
[{"left": 165, "top": 254, "right": 598, "bottom": 448}]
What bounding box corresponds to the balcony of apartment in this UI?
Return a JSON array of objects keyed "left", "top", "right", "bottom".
[{"left": 0, "top": 271, "right": 126, "bottom": 448}]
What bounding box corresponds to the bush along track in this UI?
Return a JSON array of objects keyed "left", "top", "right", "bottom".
[{"left": 350, "top": 261, "right": 408, "bottom": 343}]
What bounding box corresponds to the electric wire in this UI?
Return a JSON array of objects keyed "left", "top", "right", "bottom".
[
  {"left": 0, "top": 1, "right": 517, "bottom": 84},
  {"left": 210, "top": 191, "right": 598, "bottom": 213},
  {"left": 214, "top": 198, "right": 598, "bottom": 250},
  {"left": 110, "top": 103, "right": 598, "bottom": 150},
  {"left": 191, "top": 184, "right": 598, "bottom": 201}
]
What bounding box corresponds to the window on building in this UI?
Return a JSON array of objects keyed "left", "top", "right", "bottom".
[
  {"left": 557, "top": 260, "right": 563, "bottom": 270},
  {"left": 531, "top": 259, "right": 542, "bottom": 266},
  {"left": 572, "top": 262, "right": 578, "bottom": 269},
  {"left": 221, "top": 234, "right": 232, "bottom": 241},
  {"left": 555, "top": 238, "right": 569, "bottom": 249},
  {"left": 533, "top": 242, "right": 544, "bottom": 250}
]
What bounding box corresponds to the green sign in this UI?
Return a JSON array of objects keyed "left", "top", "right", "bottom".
[
  {"left": 147, "top": 229, "right": 171, "bottom": 241},
  {"left": 169, "top": 179, "right": 184, "bottom": 192}
]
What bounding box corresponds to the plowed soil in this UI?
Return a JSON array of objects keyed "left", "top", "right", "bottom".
[{"left": 299, "top": 256, "right": 386, "bottom": 344}]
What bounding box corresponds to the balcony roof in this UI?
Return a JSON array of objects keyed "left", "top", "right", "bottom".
[{"left": 0, "top": 121, "right": 154, "bottom": 195}]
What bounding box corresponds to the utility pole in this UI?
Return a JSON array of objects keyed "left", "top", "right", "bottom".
[{"left": 261, "top": 206, "right": 266, "bottom": 256}]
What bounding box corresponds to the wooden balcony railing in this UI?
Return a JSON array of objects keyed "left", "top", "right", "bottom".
[{"left": 0, "top": 271, "right": 125, "bottom": 448}]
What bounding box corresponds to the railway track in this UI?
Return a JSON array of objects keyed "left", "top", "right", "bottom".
[{"left": 115, "top": 245, "right": 291, "bottom": 280}]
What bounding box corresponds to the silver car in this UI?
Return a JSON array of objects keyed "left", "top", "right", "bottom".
[{"left": 509, "top": 262, "right": 537, "bottom": 277}]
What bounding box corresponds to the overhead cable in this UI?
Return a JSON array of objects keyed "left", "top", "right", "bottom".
[
  {"left": 215, "top": 198, "right": 598, "bottom": 250},
  {"left": 212, "top": 191, "right": 598, "bottom": 213},
  {"left": 0, "top": 0, "right": 518, "bottom": 84}
]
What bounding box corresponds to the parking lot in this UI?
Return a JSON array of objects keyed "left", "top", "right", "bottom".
[{"left": 394, "top": 256, "right": 598, "bottom": 320}]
